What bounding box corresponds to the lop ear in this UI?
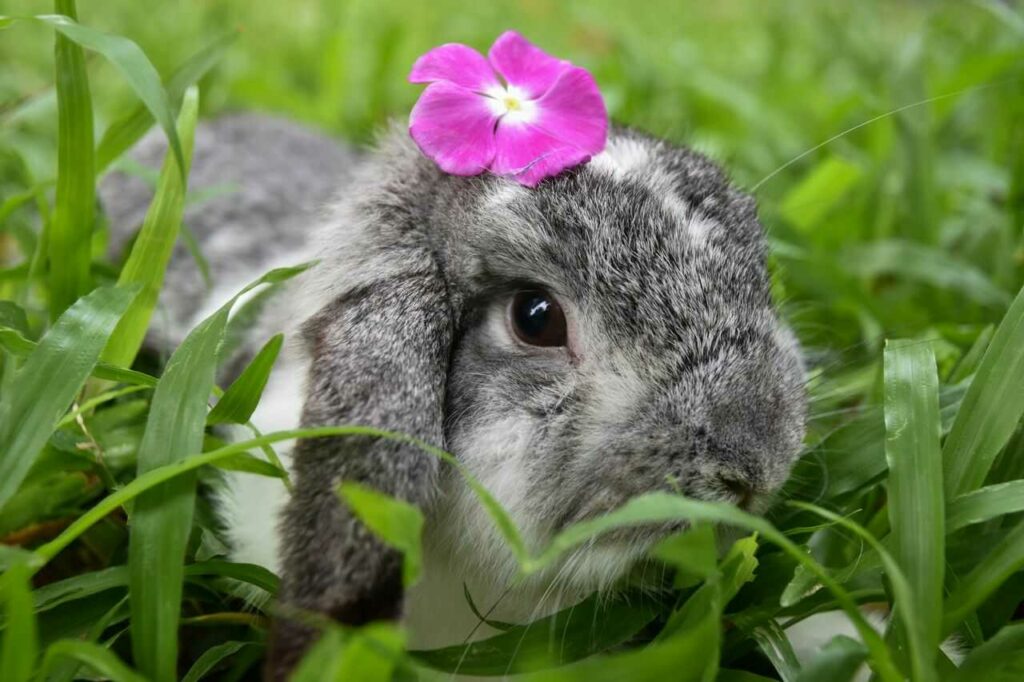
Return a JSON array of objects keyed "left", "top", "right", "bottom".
[{"left": 266, "top": 139, "right": 455, "bottom": 678}]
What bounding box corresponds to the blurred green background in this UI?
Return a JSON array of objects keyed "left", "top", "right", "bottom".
[{"left": 3, "top": 0, "right": 1022, "bottom": 369}]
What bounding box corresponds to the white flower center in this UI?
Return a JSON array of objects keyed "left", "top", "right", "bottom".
[{"left": 484, "top": 84, "right": 537, "bottom": 125}]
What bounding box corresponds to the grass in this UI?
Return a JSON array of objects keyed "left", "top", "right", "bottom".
[{"left": 1, "top": 0, "right": 1024, "bottom": 679}]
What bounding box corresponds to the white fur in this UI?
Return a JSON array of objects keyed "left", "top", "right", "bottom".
[
  {"left": 577, "top": 359, "right": 645, "bottom": 456},
  {"left": 486, "top": 182, "right": 527, "bottom": 206},
  {"left": 591, "top": 144, "right": 713, "bottom": 246},
  {"left": 643, "top": 168, "right": 716, "bottom": 246},
  {"left": 219, "top": 468, "right": 288, "bottom": 573},
  {"left": 590, "top": 138, "right": 651, "bottom": 178},
  {"left": 683, "top": 213, "right": 714, "bottom": 243}
]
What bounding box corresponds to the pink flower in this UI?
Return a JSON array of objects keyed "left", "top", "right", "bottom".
[{"left": 408, "top": 31, "right": 608, "bottom": 187}]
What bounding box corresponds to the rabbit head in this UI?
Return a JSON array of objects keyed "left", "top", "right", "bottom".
[
  {"left": 429, "top": 130, "right": 807, "bottom": 592},
  {"left": 271, "top": 124, "right": 806, "bottom": 674}
]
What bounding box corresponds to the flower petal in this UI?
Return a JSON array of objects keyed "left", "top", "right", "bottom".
[
  {"left": 409, "top": 81, "right": 498, "bottom": 176},
  {"left": 488, "top": 31, "right": 569, "bottom": 100},
  {"left": 491, "top": 122, "right": 592, "bottom": 187},
  {"left": 532, "top": 66, "right": 608, "bottom": 156},
  {"left": 409, "top": 43, "right": 499, "bottom": 92}
]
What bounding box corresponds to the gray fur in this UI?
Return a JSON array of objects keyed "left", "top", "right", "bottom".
[{"left": 102, "top": 117, "right": 807, "bottom": 679}]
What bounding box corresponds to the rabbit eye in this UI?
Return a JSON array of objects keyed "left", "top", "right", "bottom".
[{"left": 509, "top": 290, "right": 567, "bottom": 347}]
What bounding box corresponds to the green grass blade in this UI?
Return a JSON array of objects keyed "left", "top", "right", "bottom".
[
  {"left": 96, "top": 32, "right": 236, "bottom": 173},
  {"left": 290, "top": 622, "right": 405, "bottom": 679},
  {"left": 0, "top": 562, "right": 37, "bottom": 682},
  {"left": 948, "top": 324, "right": 995, "bottom": 384},
  {"left": 947, "top": 480, "right": 1024, "bottom": 532},
  {"left": 659, "top": 535, "right": 757, "bottom": 642},
  {"left": 0, "top": 326, "right": 37, "bottom": 355},
  {"left": 290, "top": 628, "right": 346, "bottom": 682},
  {"left": 55, "top": 384, "right": 150, "bottom": 429},
  {"left": 3, "top": 326, "right": 158, "bottom": 387},
  {"left": 45, "top": 596, "right": 131, "bottom": 682},
  {"left": 23, "top": 566, "right": 127, "bottom": 616},
  {"left": 333, "top": 623, "right": 404, "bottom": 682},
  {"left": 181, "top": 641, "right": 251, "bottom": 682},
  {"left": 793, "top": 635, "right": 867, "bottom": 682},
  {"left": 751, "top": 620, "right": 801, "bottom": 682},
  {"left": 883, "top": 339, "right": 944, "bottom": 657},
  {"left": 1, "top": 323, "right": 158, "bottom": 382},
  {"left": 0, "top": 328, "right": 36, "bottom": 356},
  {"left": 91, "top": 361, "right": 158, "bottom": 386},
  {"left": 0, "top": 285, "right": 137, "bottom": 508},
  {"left": 942, "top": 519, "right": 1024, "bottom": 634},
  {"left": 0, "top": 302, "right": 29, "bottom": 335},
  {"left": 291, "top": 624, "right": 403, "bottom": 682},
  {"left": 18, "top": 561, "right": 280, "bottom": 626},
  {"left": 184, "top": 560, "right": 280, "bottom": 595},
  {"left": 413, "top": 591, "right": 662, "bottom": 676},
  {"left": 101, "top": 86, "right": 198, "bottom": 368},
  {"left": 127, "top": 305, "right": 230, "bottom": 682},
  {"left": 207, "top": 333, "right": 283, "bottom": 425},
  {"left": 516, "top": 589, "right": 721, "bottom": 682},
  {"left": 48, "top": 0, "right": 95, "bottom": 317},
  {"left": 215, "top": 452, "right": 287, "bottom": 478},
  {"left": 944, "top": 284, "right": 1024, "bottom": 496},
  {"left": 36, "top": 13, "right": 184, "bottom": 179},
  {"left": 236, "top": 262, "right": 316, "bottom": 295},
  {"left": 339, "top": 482, "right": 424, "bottom": 587},
  {"left": 39, "top": 640, "right": 146, "bottom": 682},
  {"left": 1, "top": 326, "right": 159, "bottom": 388}
]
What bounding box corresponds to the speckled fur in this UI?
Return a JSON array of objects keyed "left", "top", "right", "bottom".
[{"left": 103, "top": 118, "right": 807, "bottom": 679}]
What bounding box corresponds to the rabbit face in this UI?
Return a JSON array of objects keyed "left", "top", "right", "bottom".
[{"left": 427, "top": 131, "right": 807, "bottom": 591}]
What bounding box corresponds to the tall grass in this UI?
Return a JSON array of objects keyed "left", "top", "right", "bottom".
[{"left": 2, "top": 1, "right": 1024, "bottom": 680}]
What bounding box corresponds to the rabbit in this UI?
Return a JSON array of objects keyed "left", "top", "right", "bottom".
[{"left": 101, "top": 115, "right": 808, "bottom": 679}]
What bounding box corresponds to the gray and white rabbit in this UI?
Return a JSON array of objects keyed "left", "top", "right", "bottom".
[{"left": 101, "top": 114, "right": 808, "bottom": 678}]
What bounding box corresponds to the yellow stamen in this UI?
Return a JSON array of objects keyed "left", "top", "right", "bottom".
[{"left": 503, "top": 95, "right": 521, "bottom": 112}]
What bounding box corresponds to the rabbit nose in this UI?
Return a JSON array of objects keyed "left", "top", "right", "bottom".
[{"left": 692, "top": 418, "right": 766, "bottom": 501}]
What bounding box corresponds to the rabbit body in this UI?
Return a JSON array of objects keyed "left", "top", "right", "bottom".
[{"left": 101, "top": 115, "right": 807, "bottom": 676}]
